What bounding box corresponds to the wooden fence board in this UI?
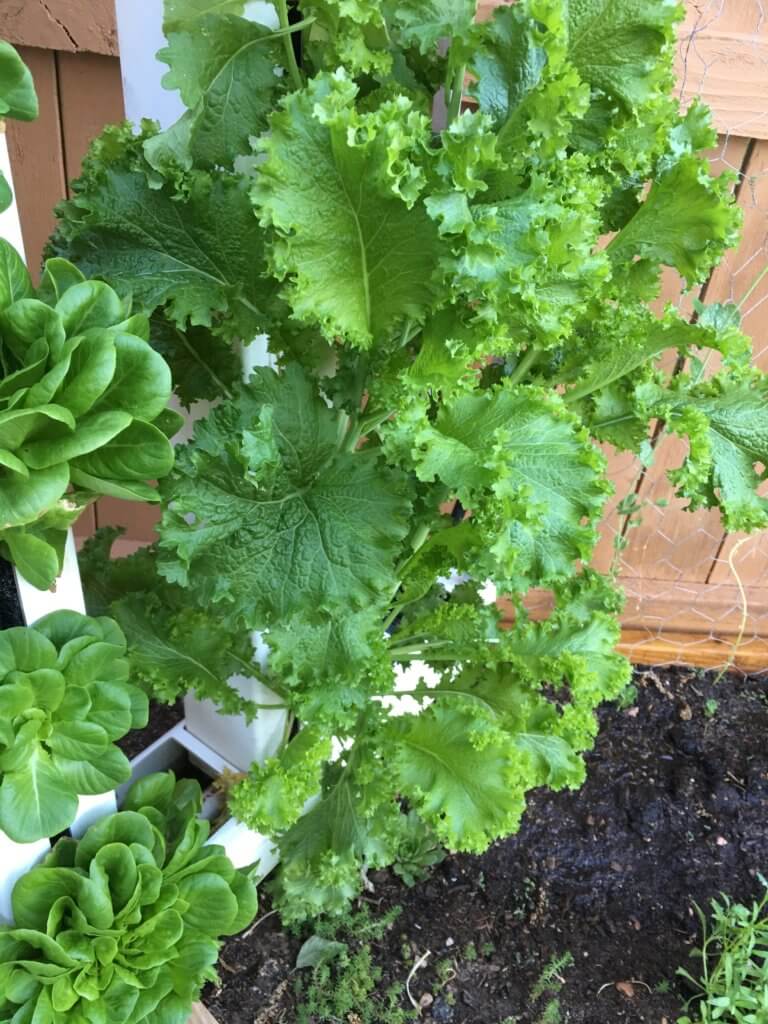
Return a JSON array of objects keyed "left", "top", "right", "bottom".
[
  {"left": 708, "top": 138, "right": 768, "bottom": 593},
  {"left": 5, "top": 47, "right": 66, "bottom": 280},
  {"left": 189, "top": 1005, "right": 220, "bottom": 1024},
  {"left": 478, "top": 1, "right": 768, "bottom": 139},
  {"left": 615, "top": 135, "right": 756, "bottom": 584},
  {"left": 0, "top": 0, "right": 118, "bottom": 56},
  {"left": 617, "top": 630, "right": 768, "bottom": 673},
  {"left": 57, "top": 52, "right": 124, "bottom": 181}
]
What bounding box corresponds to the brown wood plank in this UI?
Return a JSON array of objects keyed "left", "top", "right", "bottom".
[
  {"left": 500, "top": 576, "right": 768, "bottom": 639},
  {"left": 614, "top": 135, "right": 752, "bottom": 584},
  {"left": 189, "top": 1005, "right": 220, "bottom": 1024},
  {"left": 498, "top": 592, "right": 768, "bottom": 672},
  {"left": 0, "top": 0, "right": 118, "bottom": 57},
  {"left": 72, "top": 506, "right": 97, "bottom": 542},
  {"left": 478, "top": 2, "right": 768, "bottom": 139},
  {"left": 676, "top": 2, "right": 768, "bottom": 141},
  {"left": 95, "top": 498, "right": 162, "bottom": 544},
  {"left": 57, "top": 52, "right": 124, "bottom": 183},
  {"left": 4, "top": 47, "right": 66, "bottom": 278},
  {"left": 617, "top": 630, "right": 768, "bottom": 674},
  {"left": 707, "top": 138, "right": 768, "bottom": 592},
  {"left": 618, "top": 577, "right": 768, "bottom": 637}
]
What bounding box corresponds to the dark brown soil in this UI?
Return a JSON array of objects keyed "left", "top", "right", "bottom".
[
  {"left": 199, "top": 666, "right": 768, "bottom": 1024},
  {"left": 118, "top": 699, "right": 184, "bottom": 759}
]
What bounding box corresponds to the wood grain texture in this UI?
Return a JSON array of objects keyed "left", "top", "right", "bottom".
[
  {"left": 617, "top": 630, "right": 768, "bottom": 673},
  {"left": 5, "top": 47, "right": 66, "bottom": 279},
  {"left": 0, "top": 0, "right": 118, "bottom": 56},
  {"left": 57, "top": 52, "right": 124, "bottom": 180},
  {"left": 477, "top": 0, "right": 768, "bottom": 139},
  {"left": 188, "top": 1005, "right": 220, "bottom": 1024},
  {"left": 676, "top": 1, "right": 768, "bottom": 141},
  {"left": 614, "top": 135, "right": 753, "bottom": 585}
]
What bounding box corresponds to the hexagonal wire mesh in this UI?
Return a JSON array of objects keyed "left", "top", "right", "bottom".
[{"left": 591, "top": 1, "right": 768, "bottom": 673}]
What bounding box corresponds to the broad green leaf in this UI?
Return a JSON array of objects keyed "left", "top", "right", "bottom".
[
  {"left": 0, "top": 406, "right": 75, "bottom": 450},
  {"left": 413, "top": 387, "right": 609, "bottom": 588},
  {"left": 0, "top": 749, "right": 79, "bottom": 843},
  {"left": 36, "top": 259, "right": 87, "bottom": 305},
  {"left": 0, "top": 679, "right": 34, "bottom": 717},
  {"left": 566, "top": 0, "right": 681, "bottom": 112},
  {"left": 91, "top": 333, "right": 172, "bottom": 421},
  {"left": 52, "top": 745, "right": 131, "bottom": 796},
  {"left": 0, "top": 463, "right": 70, "bottom": 528},
  {"left": 389, "top": 0, "right": 477, "bottom": 53},
  {"left": 253, "top": 73, "right": 443, "bottom": 348},
  {"left": 393, "top": 705, "right": 526, "bottom": 852},
  {"left": 608, "top": 155, "right": 740, "bottom": 289},
  {"left": 2, "top": 531, "right": 61, "bottom": 590},
  {"left": 0, "top": 168, "right": 11, "bottom": 212},
  {"left": 73, "top": 420, "right": 175, "bottom": 482},
  {"left": 0, "top": 447, "right": 30, "bottom": 475},
  {"left": 70, "top": 467, "right": 161, "bottom": 502},
  {"left": 75, "top": 811, "right": 162, "bottom": 868},
  {"left": 121, "top": 772, "right": 176, "bottom": 816},
  {"left": 12, "top": 869, "right": 85, "bottom": 930},
  {"left": 84, "top": 682, "right": 135, "bottom": 739},
  {"left": 176, "top": 874, "right": 238, "bottom": 934},
  {"left": 164, "top": 0, "right": 246, "bottom": 27},
  {"left": 128, "top": 909, "right": 185, "bottom": 966},
  {"left": 473, "top": 3, "right": 548, "bottom": 126},
  {"left": 1, "top": 294, "right": 66, "bottom": 345},
  {"left": 51, "top": 128, "right": 273, "bottom": 341},
  {"left": 0, "top": 41, "right": 39, "bottom": 121},
  {"left": 157, "top": 15, "right": 284, "bottom": 168},
  {"left": 46, "top": 721, "right": 109, "bottom": 761},
  {"left": 0, "top": 625, "right": 58, "bottom": 671},
  {"left": 18, "top": 410, "right": 132, "bottom": 470},
  {"left": 0, "top": 239, "right": 33, "bottom": 310},
  {"left": 295, "top": 935, "right": 347, "bottom": 970},
  {"left": 514, "top": 732, "right": 583, "bottom": 789},
  {"left": 24, "top": 669, "right": 66, "bottom": 711},
  {"left": 159, "top": 364, "right": 411, "bottom": 622},
  {"left": 664, "top": 377, "right": 768, "bottom": 532},
  {"left": 55, "top": 282, "right": 124, "bottom": 335},
  {"left": 53, "top": 330, "right": 117, "bottom": 418}
]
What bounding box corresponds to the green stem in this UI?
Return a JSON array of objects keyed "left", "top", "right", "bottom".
[
  {"left": 447, "top": 64, "right": 467, "bottom": 123},
  {"left": 266, "top": 14, "right": 315, "bottom": 41},
  {"left": 507, "top": 347, "right": 540, "bottom": 387},
  {"left": 275, "top": 0, "right": 303, "bottom": 91}
]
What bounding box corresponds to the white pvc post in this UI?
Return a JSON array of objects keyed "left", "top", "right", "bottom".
[
  {"left": 0, "top": 833, "right": 50, "bottom": 925},
  {"left": 0, "top": 134, "right": 54, "bottom": 921},
  {"left": 116, "top": 0, "right": 288, "bottom": 773}
]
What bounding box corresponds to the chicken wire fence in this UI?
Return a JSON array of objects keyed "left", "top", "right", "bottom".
[{"left": 592, "top": 1, "right": 768, "bottom": 674}]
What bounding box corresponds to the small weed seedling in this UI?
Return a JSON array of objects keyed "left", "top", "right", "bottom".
[
  {"left": 529, "top": 951, "right": 575, "bottom": 1024},
  {"left": 294, "top": 906, "right": 415, "bottom": 1024},
  {"left": 677, "top": 878, "right": 768, "bottom": 1023}
]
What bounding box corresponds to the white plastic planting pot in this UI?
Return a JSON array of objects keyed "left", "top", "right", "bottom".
[
  {"left": 0, "top": 834, "right": 50, "bottom": 925},
  {"left": 122, "top": 721, "right": 280, "bottom": 877},
  {"left": 184, "top": 631, "right": 287, "bottom": 772},
  {"left": 14, "top": 531, "right": 86, "bottom": 623}
]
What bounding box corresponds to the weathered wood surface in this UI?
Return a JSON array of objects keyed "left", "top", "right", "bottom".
[
  {"left": 478, "top": 1, "right": 768, "bottom": 141},
  {"left": 0, "top": 0, "right": 118, "bottom": 56},
  {"left": 189, "top": 1005, "right": 220, "bottom": 1024}
]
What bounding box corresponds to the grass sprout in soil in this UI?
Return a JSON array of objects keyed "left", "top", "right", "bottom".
[{"left": 199, "top": 664, "right": 768, "bottom": 1024}]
